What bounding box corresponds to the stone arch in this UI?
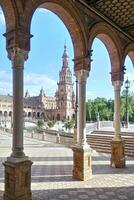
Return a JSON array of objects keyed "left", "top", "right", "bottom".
[
  {"left": 57, "top": 113, "right": 60, "bottom": 121},
  {"left": 28, "top": 112, "right": 32, "bottom": 118},
  {"left": 88, "top": 22, "right": 122, "bottom": 75},
  {"left": 0, "top": 1, "right": 16, "bottom": 31},
  {"left": 123, "top": 43, "right": 134, "bottom": 67},
  {"left": 4, "top": 111, "right": 7, "bottom": 116},
  {"left": 37, "top": 112, "right": 40, "bottom": 118},
  {"left": 9, "top": 111, "right": 12, "bottom": 117},
  {"left": 33, "top": 112, "right": 36, "bottom": 118},
  {"left": 24, "top": 0, "right": 88, "bottom": 64}
]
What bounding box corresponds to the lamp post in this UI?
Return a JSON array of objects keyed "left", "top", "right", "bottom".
[{"left": 125, "top": 78, "right": 130, "bottom": 128}]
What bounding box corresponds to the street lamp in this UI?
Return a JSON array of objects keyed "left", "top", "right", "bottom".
[{"left": 125, "top": 78, "right": 130, "bottom": 128}]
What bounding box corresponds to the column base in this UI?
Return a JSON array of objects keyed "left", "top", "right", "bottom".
[
  {"left": 3, "top": 160, "right": 32, "bottom": 200},
  {"left": 72, "top": 145, "right": 92, "bottom": 181},
  {"left": 111, "top": 140, "right": 125, "bottom": 168}
]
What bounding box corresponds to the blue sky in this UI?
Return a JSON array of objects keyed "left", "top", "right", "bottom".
[{"left": 0, "top": 7, "right": 134, "bottom": 100}]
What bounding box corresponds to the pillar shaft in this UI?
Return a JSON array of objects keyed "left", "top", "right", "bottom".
[
  {"left": 9, "top": 48, "right": 28, "bottom": 159},
  {"left": 111, "top": 80, "right": 125, "bottom": 168},
  {"left": 76, "top": 70, "right": 89, "bottom": 146},
  {"left": 113, "top": 81, "right": 122, "bottom": 141}
]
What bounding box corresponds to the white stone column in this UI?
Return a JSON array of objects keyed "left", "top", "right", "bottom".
[
  {"left": 112, "top": 80, "right": 122, "bottom": 141},
  {"left": 75, "top": 69, "right": 89, "bottom": 146},
  {"left": 8, "top": 48, "right": 28, "bottom": 161}
]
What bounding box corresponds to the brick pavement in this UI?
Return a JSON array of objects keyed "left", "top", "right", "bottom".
[{"left": 0, "top": 132, "right": 134, "bottom": 200}]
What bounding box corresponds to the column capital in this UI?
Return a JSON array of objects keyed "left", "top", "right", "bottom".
[
  {"left": 9, "top": 48, "right": 28, "bottom": 68},
  {"left": 111, "top": 71, "right": 124, "bottom": 82},
  {"left": 112, "top": 80, "right": 123, "bottom": 88},
  {"left": 75, "top": 69, "right": 89, "bottom": 82},
  {"left": 74, "top": 54, "right": 92, "bottom": 71}
]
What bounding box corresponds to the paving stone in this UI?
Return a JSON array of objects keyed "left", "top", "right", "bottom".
[
  {"left": 1, "top": 133, "right": 134, "bottom": 200},
  {"left": 78, "top": 194, "right": 89, "bottom": 199}
]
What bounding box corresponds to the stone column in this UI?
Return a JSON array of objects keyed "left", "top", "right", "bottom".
[
  {"left": 111, "top": 80, "right": 125, "bottom": 168},
  {"left": 76, "top": 70, "right": 88, "bottom": 145},
  {"left": 72, "top": 69, "right": 92, "bottom": 181},
  {"left": 3, "top": 48, "right": 32, "bottom": 200},
  {"left": 73, "top": 79, "right": 78, "bottom": 144}
]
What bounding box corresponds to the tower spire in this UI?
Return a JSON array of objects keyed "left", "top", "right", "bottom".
[{"left": 62, "top": 41, "right": 69, "bottom": 68}]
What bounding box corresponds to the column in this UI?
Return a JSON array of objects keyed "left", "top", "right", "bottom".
[
  {"left": 72, "top": 69, "right": 92, "bottom": 181},
  {"left": 73, "top": 78, "right": 78, "bottom": 144},
  {"left": 3, "top": 48, "right": 32, "bottom": 200},
  {"left": 10, "top": 48, "right": 27, "bottom": 159},
  {"left": 111, "top": 80, "right": 125, "bottom": 168},
  {"left": 113, "top": 81, "right": 122, "bottom": 141},
  {"left": 76, "top": 70, "right": 89, "bottom": 146}
]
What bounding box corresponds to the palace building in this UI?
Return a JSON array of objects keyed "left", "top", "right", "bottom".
[
  {"left": 24, "top": 44, "right": 75, "bottom": 120},
  {"left": 0, "top": 44, "right": 75, "bottom": 121},
  {"left": 0, "top": 1, "right": 134, "bottom": 199}
]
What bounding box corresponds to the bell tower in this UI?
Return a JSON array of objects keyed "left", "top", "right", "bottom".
[{"left": 57, "top": 43, "right": 75, "bottom": 120}]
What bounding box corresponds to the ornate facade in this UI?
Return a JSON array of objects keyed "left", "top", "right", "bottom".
[
  {"left": 24, "top": 44, "right": 75, "bottom": 121},
  {"left": 0, "top": 45, "right": 75, "bottom": 121},
  {"left": 0, "top": 1, "right": 134, "bottom": 199}
]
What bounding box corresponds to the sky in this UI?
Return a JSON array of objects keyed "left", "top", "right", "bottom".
[{"left": 0, "top": 7, "right": 134, "bottom": 100}]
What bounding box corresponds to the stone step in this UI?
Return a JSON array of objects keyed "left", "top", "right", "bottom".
[
  {"left": 87, "top": 137, "right": 134, "bottom": 145},
  {"left": 87, "top": 133, "right": 134, "bottom": 156},
  {"left": 91, "top": 130, "right": 134, "bottom": 137},
  {"left": 90, "top": 145, "right": 134, "bottom": 156}
]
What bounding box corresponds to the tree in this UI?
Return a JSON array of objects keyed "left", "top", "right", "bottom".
[
  {"left": 47, "top": 120, "right": 55, "bottom": 128},
  {"left": 86, "top": 92, "right": 134, "bottom": 123},
  {"left": 86, "top": 99, "right": 93, "bottom": 121},
  {"left": 36, "top": 120, "right": 44, "bottom": 131},
  {"left": 64, "top": 120, "right": 74, "bottom": 132}
]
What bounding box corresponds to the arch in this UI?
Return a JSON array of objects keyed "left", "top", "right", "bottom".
[
  {"left": 88, "top": 22, "right": 122, "bottom": 74},
  {"left": 24, "top": 0, "right": 88, "bottom": 62},
  {"left": 37, "top": 112, "right": 40, "bottom": 118},
  {"left": 41, "top": 112, "right": 45, "bottom": 119},
  {"left": 57, "top": 113, "right": 60, "bottom": 121},
  {"left": 4, "top": 111, "right": 7, "bottom": 116},
  {"left": 23, "top": 111, "right": 27, "bottom": 117},
  {"left": 9, "top": 111, "right": 12, "bottom": 117},
  {"left": 0, "top": 1, "right": 16, "bottom": 30},
  {"left": 123, "top": 43, "right": 134, "bottom": 67},
  {"left": 28, "top": 112, "right": 32, "bottom": 118},
  {"left": 72, "top": 114, "right": 75, "bottom": 119},
  {"left": 33, "top": 112, "right": 36, "bottom": 118}
]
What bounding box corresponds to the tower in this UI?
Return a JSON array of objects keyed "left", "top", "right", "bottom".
[
  {"left": 25, "top": 90, "right": 30, "bottom": 98},
  {"left": 57, "top": 43, "right": 75, "bottom": 120}
]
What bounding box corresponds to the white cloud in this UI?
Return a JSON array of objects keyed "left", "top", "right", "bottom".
[
  {"left": 0, "top": 70, "right": 57, "bottom": 96},
  {"left": 0, "top": 9, "right": 5, "bottom": 26},
  {"left": 24, "top": 72, "right": 57, "bottom": 96},
  {"left": 0, "top": 70, "right": 12, "bottom": 95},
  {"left": 86, "top": 91, "right": 96, "bottom": 100}
]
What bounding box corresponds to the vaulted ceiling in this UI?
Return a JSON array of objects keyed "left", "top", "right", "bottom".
[{"left": 80, "top": 0, "right": 134, "bottom": 40}]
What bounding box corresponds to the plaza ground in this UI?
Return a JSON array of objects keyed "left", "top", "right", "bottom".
[{"left": 0, "top": 132, "right": 134, "bottom": 200}]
